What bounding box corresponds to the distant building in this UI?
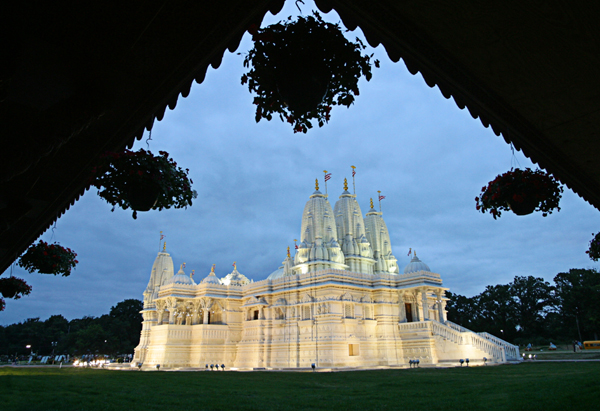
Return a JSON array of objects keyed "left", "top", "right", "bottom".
[{"left": 133, "top": 180, "right": 519, "bottom": 369}]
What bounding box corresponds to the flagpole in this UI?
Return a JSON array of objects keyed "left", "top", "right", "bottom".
[
  {"left": 351, "top": 166, "right": 356, "bottom": 195},
  {"left": 159, "top": 231, "right": 163, "bottom": 252},
  {"left": 323, "top": 170, "right": 328, "bottom": 196},
  {"left": 378, "top": 191, "right": 382, "bottom": 212}
]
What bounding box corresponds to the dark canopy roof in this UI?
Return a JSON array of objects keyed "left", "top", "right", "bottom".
[{"left": 2, "top": 0, "right": 599, "bottom": 273}]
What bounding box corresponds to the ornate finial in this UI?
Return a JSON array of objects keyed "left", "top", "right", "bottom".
[
  {"left": 233, "top": 261, "right": 237, "bottom": 270},
  {"left": 163, "top": 242, "right": 166, "bottom": 251},
  {"left": 287, "top": 246, "right": 291, "bottom": 258},
  {"left": 211, "top": 264, "right": 215, "bottom": 273},
  {"left": 344, "top": 178, "right": 348, "bottom": 191},
  {"left": 315, "top": 179, "right": 319, "bottom": 191},
  {"left": 370, "top": 198, "right": 374, "bottom": 209},
  {"left": 414, "top": 250, "right": 417, "bottom": 257},
  {"left": 183, "top": 262, "right": 186, "bottom": 268}
]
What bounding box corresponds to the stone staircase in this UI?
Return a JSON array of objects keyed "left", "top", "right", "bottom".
[{"left": 399, "top": 320, "right": 521, "bottom": 363}]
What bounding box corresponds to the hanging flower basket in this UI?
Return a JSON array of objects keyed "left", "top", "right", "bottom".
[
  {"left": 475, "top": 168, "right": 563, "bottom": 219},
  {"left": 241, "top": 12, "right": 378, "bottom": 133},
  {"left": 0, "top": 277, "right": 32, "bottom": 299},
  {"left": 90, "top": 149, "right": 197, "bottom": 219},
  {"left": 18, "top": 241, "right": 78, "bottom": 276},
  {"left": 586, "top": 232, "right": 600, "bottom": 261}
]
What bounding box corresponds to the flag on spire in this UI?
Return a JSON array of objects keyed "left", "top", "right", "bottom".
[
  {"left": 351, "top": 166, "right": 356, "bottom": 177},
  {"left": 379, "top": 194, "right": 386, "bottom": 201},
  {"left": 407, "top": 247, "right": 412, "bottom": 256},
  {"left": 324, "top": 173, "right": 331, "bottom": 182}
]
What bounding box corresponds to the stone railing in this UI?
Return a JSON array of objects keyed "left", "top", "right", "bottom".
[
  {"left": 431, "top": 321, "right": 464, "bottom": 345},
  {"left": 464, "top": 331, "right": 505, "bottom": 362},
  {"left": 477, "top": 332, "right": 520, "bottom": 360},
  {"left": 398, "top": 321, "right": 430, "bottom": 332},
  {"left": 445, "top": 320, "right": 468, "bottom": 333},
  {"left": 401, "top": 320, "right": 520, "bottom": 363}
]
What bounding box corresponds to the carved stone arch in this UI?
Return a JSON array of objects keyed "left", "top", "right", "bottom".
[
  {"left": 275, "top": 298, "right": 287, "bottom": 306},
  {"left": 211, "top": 299, "right": 224, "bottom": 311},
  {"left": 302, "top": 293, "right": 313, "bottom": 303},
  {"left": 340, "top": 292, "right": 353, "bottom": 302}
]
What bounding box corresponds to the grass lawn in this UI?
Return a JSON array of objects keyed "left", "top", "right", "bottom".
[{"left": 1, "top": 362, "right": 599, "bottom": 411}]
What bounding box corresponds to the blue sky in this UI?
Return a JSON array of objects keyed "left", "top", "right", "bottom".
[{"left": 2, "top": 1, "right": 599, "bottom": 325}]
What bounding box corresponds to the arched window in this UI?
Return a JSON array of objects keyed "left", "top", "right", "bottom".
[
  {"left": 212, "top": 306, "right": 222, "bottom": 324},
  {"left": 344, "top": 304, "right": 354, "bottom": 318},
  {"left": 303, "top": 305, "right": 311, "bottom": 320}
]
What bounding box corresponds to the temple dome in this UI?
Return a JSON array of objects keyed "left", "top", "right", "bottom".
[
  {"left": 221, "top": 266, "right": 250, "bottom": 286},
  {"left": 202, "top": 270, "right": 222, "bottom": 285},
  {"left": 267, "top": 266, "right": 284, "bottom": 280},
  {"left": 294, "top": 181, "right": 345, "bottom": 270},
  {"left": 166, "top": 264, "right": 195, "bottom": 285},
  {"left": 403, "top": 254, "right": 431, "bottom": 274},
  {"left": 364, "top": 200, "right": 399, "bottom": 274}
]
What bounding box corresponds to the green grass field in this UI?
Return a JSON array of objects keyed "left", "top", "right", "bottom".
[{"left": 1, "top": 362, "right": 599, "bottom": 411}]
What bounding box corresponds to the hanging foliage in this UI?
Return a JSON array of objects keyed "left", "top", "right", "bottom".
[
  {"left": 0, "top": 277, "right": 32, "bottom": 299},
  {"left": 18, "top": 240, "right": 78, "bottom": 276},
  {"left": 242, "top": 12, "right": 378, "bottom": 133},
  {"left": 475, "top": 168, "right": 563, "bottom": 219},
  {"left": 90, "top": 149, "right": 197, "bottom": 219}
]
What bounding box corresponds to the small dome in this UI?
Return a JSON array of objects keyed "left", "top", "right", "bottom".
[
  {"left": 222, "top": 267, "right": 250, "bottom": 286},
  {"left": 267, "top": 266, "right": 284, "bottom": 280},
  {"left": 403, "top": 254, "right": 431, "bottom": 274},
  {"left": 201, "top": 271, "right": 222, "bottom": 285},
  {"left": 166, "top": 265, "right": 195, "bottom": 286}
]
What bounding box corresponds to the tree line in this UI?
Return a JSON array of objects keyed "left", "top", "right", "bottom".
[
  {"left": 0, "top": 299, "right": 142, "bottom": 359},
  {"left": 446, "top": 268, "right": 600, "bottom": 344}
]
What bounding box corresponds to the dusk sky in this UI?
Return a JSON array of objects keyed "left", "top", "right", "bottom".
[{"left": 2, "top": 1, "right": 599, "bottom": 325}]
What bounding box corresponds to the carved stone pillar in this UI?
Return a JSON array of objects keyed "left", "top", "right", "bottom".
[
  {"left": 166, "top": 298, "right": 176, "bottom": 324},
  {"left": 203, "top": 309, "right": 209, "bottom": 324},
  {"left": 398, "top": 293, "right": 406, "bottom": 322},
  {"left": 192, "top": 301, "right": 201, "bottom": 325},
  {"left": 436, "top": 290, "right": 445, "bottom": 323},
  {"left": 421, "top": 288, "right": 429, "bottom": 321}
]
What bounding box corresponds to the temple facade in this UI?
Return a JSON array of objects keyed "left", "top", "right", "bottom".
[{"left": 133, "top": 180, "right": 519, "bottom": 369}]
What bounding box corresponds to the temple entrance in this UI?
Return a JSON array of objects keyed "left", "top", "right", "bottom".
[{"left": 405, "top": 303, "right": 413, "bottom": 322}]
